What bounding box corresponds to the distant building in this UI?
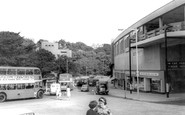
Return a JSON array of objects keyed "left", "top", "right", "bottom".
[{"left": 39, "top": 41, "right": 72, "bottom": 58}]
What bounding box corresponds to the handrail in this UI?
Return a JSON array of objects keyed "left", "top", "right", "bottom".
[{"left": 136, "top": 21, "right": 185, "bottom": 42}]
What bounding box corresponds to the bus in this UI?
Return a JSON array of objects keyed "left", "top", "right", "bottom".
[
  {"left": 59, "top": 73, "right": 74, "bottom": 91},
  {"left": 0, "top": 66, "right": 44, "bottom": 102}
]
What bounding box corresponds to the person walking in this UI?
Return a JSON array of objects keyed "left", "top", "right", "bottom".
[
  {"left": 96, "top": 97, "right": 112, "bottom": 115},
  {"left": 66, "top": 85, "right": 71, "bottom": 100},
  {"left": 56, "top": 85, "right": 61, "bottom": 99},
  {"left": 86, "top": 100, "right": 99, "bottom": 115}
]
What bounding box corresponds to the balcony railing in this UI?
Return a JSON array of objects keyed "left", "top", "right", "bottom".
[{"left": 130, "top": 21, "right": 185, "bottom": 42}]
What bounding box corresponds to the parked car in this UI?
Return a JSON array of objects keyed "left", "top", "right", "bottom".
[
  {"left": 81, "top": 84, "right": 89, "bottom": 92},
  {"left": 96, "top": 81, "right": 109, "bottom": 95}
]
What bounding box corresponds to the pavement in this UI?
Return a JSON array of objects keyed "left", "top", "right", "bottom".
[{"left": 109, "top": 87, "right": 185, "bottom": 103}]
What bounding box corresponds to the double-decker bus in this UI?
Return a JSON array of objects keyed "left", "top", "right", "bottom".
[
  {"left": 0, "top": 66, "right": 44, "bottom": 102},
  {"left": 59, "top": 73, "right": 74, "bottom": 91}
]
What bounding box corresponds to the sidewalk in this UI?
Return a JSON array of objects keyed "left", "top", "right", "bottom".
[{"left": 109, "top": 87, "right": 185, "bottom": 102}]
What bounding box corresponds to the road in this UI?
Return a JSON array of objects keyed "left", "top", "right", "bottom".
[{"left": 0, "top": 87, "right": 185, "bottom": 115}]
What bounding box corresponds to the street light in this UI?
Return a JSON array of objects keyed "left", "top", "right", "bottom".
[{"left": 164, "top": 25, "right": 172, "bottom": 98}]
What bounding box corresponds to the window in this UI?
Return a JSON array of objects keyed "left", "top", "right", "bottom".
[
  {"left": 7, "top": 69, "right": 16, "bottom": 75},
  {"left": 35, "top": 82, "right": 42, "bottom": 88},
  {"left": 0, "top": 69, "right": 6, "bottom": 75},
  {"left": 26, "top": 69, "right": 33, "bottom": 75},
  {"left": 34, "top": 69, "right": 41, "bottom": 75},
  {"left": 0, "top": 84, "right": 6, "bottom": 90},
  {"left": 25, "top": 83, "right": 34, "bottom": 89},
  {"left": 17, "top": 69, "right": 26, "bottom": 75},
  {"left": 7, "top": 84, "right": 16, "bottom": 90},
  {"left": 17, "top": 84, "right": 25, "bottom": 90}
]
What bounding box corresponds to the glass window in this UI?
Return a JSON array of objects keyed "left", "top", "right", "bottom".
[
  {"left": 7, "top": 69, "right": 16, "bottom": 75},
  {"left": 7, "top": 84, "right": 16, "bottom": 90},
  {"left": 0, "top": 84, "right": 6, "bottom": 90},
  {"left": 34, "top": 69, "right": 41, "bottom": 75},
  {"left": 25, "top": 83, "right": 34, "bottom": 89},
  {"left": 26, "top": 69, "right": 33, "bottom": 75},
  {"left": 17, "top": 69, "right": 25, "bottom": 75},
  {"left": 17, "top": 84, "right": 25, "bottom": 90},
  {"left": 0, "top": 69, "right": 6, "bottom": 75},
  {"left": 35, "top": 82, "right": 42, "bottom": 88}
]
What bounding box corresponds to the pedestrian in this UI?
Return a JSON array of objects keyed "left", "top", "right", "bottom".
[
  {"left": 56, "top": 85, "right": 61, "bottom": 99},
  {"left": 86, "top": 100, "right": 99, "bottom": 115},
  {"left": 66, "top": 85, "right": 71, "bottom": 100},
  {"left": 96, "top": 97, "right": 112, "bottom": 115}
]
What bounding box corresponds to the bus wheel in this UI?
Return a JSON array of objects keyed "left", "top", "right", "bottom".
[
  {"left": 0, "top": 93, "right": 6, "bottom": 102},
  {"left": 37, "top": 90, "right": 44, "bottom": 99}
]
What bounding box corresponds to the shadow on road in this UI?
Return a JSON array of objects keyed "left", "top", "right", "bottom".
[{"left": 152, "top": 99, "right": 185, "bottom": 106}]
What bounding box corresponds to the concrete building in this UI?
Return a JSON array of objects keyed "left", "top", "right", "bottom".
[
  {"left": 112, "top": 0, "right": 185, "bottom": 93},
  {"left": 40, "top": 41, "right": 72, "bottom": 58}
]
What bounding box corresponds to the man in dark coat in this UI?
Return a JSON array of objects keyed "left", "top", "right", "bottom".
[{"left": 86, "top": 100, "right": 99, "bottom": 115}]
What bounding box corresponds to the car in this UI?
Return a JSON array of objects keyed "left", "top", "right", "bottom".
[
  {"left": 96, "top": 82, "right": 109, "bottom": 95},
  {"left": 81, "top": 84, "right": 89, "bottom": 92}
]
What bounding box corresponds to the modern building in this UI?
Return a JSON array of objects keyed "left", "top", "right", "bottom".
[
  {"left": 112, "top": 0, "right": 185, "bottom": 93},
  {"left": 40, "top": 41, "right": 72, "bottom": 58}
]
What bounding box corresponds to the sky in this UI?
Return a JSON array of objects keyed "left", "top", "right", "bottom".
[{"left": 0, "top": 0, "right": 173, "bottom": 46}]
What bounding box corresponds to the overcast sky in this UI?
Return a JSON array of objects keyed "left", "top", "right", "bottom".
[{"left": 0, "top": 0, "right": 172, "bottom": 46}]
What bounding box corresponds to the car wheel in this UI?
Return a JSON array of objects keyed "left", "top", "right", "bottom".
[{"left": 0, "top": 93, "right": 6, "bottom": 102}]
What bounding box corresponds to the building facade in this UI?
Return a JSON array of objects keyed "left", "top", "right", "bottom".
[
  {"left": 112, "top": 0, "right": 185, "bottom": 93},
  {"left": 40, "top": 41, "right": 72, "bottom": 58}
]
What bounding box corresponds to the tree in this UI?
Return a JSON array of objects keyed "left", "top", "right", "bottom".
[
  {"left": 94, "top": 44, "right": 111, "bottom": 55},
  {"left": 29, "top": 49, "right": 56, "bottom": 77},
  {"left": 0, "top": 31, "right": 36, "bottom": 66}
]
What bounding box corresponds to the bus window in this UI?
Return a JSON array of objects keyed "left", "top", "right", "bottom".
[
  {"left": 7, "top": 69, "right": 16, "bottom": 75},
  {"left": 25, "top": 83, "right": 34, "bottom": 89},
  {"left": 7, "top": 84, "right": 16, "bottom": 90},
  {"left": 0, "top": 69, "right": 6, "bottom": 75},
  {"left": 0, "top": 84, "right": 6, "bottom": 90},
  {"left": 34, "top": 69, "right": 41, "bottom": 75},
  {"left": 17, "top": 84, "right": 25, "bottom": 90},
  {"left": 17, "top": 69, "right": 25, "bottom": 75},
  {"left": 35, "top": 82, "right": 39, "bottom": 88},
  {"left": 35, "top": 82, "right": 42, "bottom": 88},
  {"left": 26, "top": 69, "right": 33, "bottom": 75}
]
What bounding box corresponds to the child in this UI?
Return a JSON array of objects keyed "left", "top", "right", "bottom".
[{"left": 86, "top": 100, "right": 99, "bottom": 115}]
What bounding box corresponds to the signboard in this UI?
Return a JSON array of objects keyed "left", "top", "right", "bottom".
[
  {"left": 125, "top": 70, "right": 164, "bottom": 79},
  {"left": 168, "top": 61, "right": 185, "bottom": 70},
  {"left": 0, "top": 76, "right": 34, "bottom": 81}
]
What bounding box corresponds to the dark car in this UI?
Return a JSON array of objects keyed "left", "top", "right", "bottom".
[{"left": 81, "top": 84, "right": 89, "bottom": 92}]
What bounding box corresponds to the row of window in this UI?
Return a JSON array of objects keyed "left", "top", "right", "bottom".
[
  {"left": 0, "top": 83, "right": 42, "bottom": 90},
  {"left": 0, "top": 69, "right": 41, "bottom": 75},
  {"left": 45, "top": 45, "right": 54, "bottom": 47}
]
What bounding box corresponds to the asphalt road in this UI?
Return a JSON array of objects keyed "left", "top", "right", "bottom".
[{"left": 0, "top": 87, "right": 185, "bottom": 115}]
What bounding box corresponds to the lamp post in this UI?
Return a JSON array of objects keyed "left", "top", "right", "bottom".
[
  {"left": 164, "top": 25, "right": 172, "bottom": 98},
  {"left": 129, "top": 39, "right": 132, "bottom": 94},
  {"left": 135, "top": 29, "right": 139, "bottom": 99}
]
